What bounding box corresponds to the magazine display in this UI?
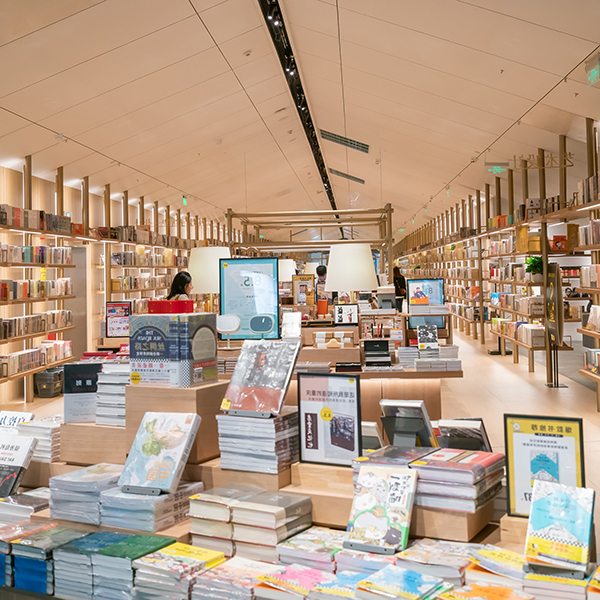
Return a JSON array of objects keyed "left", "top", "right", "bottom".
[{"left": 222, "top": 339, "right": 301, "bottom": 416}]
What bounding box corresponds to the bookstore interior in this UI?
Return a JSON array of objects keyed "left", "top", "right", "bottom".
[{"left": 4, "top": 2, "right": 600, "bottom": 600}]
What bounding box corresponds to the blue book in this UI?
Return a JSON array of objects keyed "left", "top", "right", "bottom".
[
  {"left": 356, "top": 565, "right": 443, "bottom": 600},
  {"left": 130, "top": 315, "right": 179, "bottom": 361},
  {"left": 311, "top": 570, "right": 365, "bottom": 596},
  {"left": 54, "top": 531, "right": 131, "bottom": 563}
]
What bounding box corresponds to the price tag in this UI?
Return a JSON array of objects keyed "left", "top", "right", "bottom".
[
  {"left": 221, "top": 398, "right": 231, "bottom": 410},
  {"left": 130, "top": 372, "right": 141, "bottom": 385},
  {"left": 320, "top": 407, "right": 333, "bottom": 421}
]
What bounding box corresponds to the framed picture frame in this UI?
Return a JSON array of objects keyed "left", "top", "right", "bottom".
[
  {"left": 219, "top": 257, "right": 279, "bottom": 339},
  {"left": 292, "top": 274, "right": 315, "bottom": 305},
  {"left": 106, "top": 301, "right": 132, "bottom": 338},
  {"left": 298, "top": 373, "right": 362, "bottom": 467},
  {"left": 334, "top": 303, "right": 359, "bottom": 325},
  {"left": 504, "top": 414, "right": 585, "bottom": 517}
]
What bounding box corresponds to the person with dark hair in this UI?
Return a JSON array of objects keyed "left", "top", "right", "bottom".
[
  {"left": 393, "top": 266, "right": 406, "bottom": 313},
  {"left": 316, "top": 264, "right": 327, "bottom": 283},
  {"left": 167, "top": 271, "right": 193, "bottom": 300}
]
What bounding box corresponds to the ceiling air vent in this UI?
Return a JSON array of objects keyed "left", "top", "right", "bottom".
[
  {"left": 320, "top": 130, "right": 369, "bottom": 154},
  {"left": 329, "top": 168, "right": 365, "bottom": 185}
]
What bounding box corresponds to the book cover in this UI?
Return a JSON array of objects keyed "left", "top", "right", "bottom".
[
  {"left": 0, "top": 522, "right": 57, "bottom": 553},
  {"left": 54, "top": 531, "right": 130, "bottom": 557},
  {"left": 63, "top": 363, "right": 102, "bottom": 395},
  {"left": 222, "top": 339, "right": 301, "bottom": 416},
  {"left": 347, "top": 465, "right": 417, "bottom": 551},
  {"left": 379, "top": 401, "right": 439, "bottom": 448},
  {"left": 118, "top": 412, "right": 201, "bottom": 494},
  {"left": 11, "top": 526, "right": 88, "bottom": 559},
  {"left": 194, "top": 556, "right": 284, "bottom": 591},
  {"left": 589, "top": 566, "right": 600, "bottom": 594},
  {"left": 0, "top": 435, "right": 37, "bottom": 496},
  {"left": 439, "top": 583, "right": 534, "bottom": 599},
  {"left": 259, "top": 563, "right": 337, "bottom": 595},
  {"left": 277, "top": 526, "right": 348, "bottom": 561},
  {"left": 132, "top": 542, "right": 225, "bottom": 577},
  {"left": 0, "top": 493, "right": 48, "bottom": 513},
  {"left": 354, "top": 446, "right": 437, "bottom": 471},
  {"left": 102, "top": 480, "right": 203, "bottom": 510},
  {"left": 417, "top": 324, "right": 439, "bottom": 350},
  {"left": 525, "top": 480, "right": 595, "bottom": 571},
  {"left": 0, "top": 411, "right": 34, "bottom": 434},
  {"left": 49, "top": 463, "right": 122, "bottom": 492},
  {"left": 469, "top": 547, "right": 527, "bottom": 580},
  {"left": 96, "top": 534, "right": 175, "bottom": 561},
  {"left": 397, "top": 539, "right": 483, "bottom": 570},
  {"left": 232, "top": 490, "right": 312, "bottom": 526},
  {"left": 356, "top": 564, "right": 443, "bottom": 600},
  {"left": 308, "top": 570, "right": 365, "bottom": 598}
]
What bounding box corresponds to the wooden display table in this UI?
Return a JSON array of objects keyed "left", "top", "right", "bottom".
[
  {"left": 500, "top": 514, "right": 528, "bottom": 546},
  {"left": 30, "top": 508, "right": 190, "bottom": 543},
  {"left": 21, "top": 461, "right": 80, "bottom": 488},
  {"left": 60, "top": 423, "right": 127, "bottom": 465},
  {"left": 126, "top": 381, "right": 228, "bottom": 465}
]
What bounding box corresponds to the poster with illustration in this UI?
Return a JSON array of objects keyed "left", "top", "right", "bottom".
[
  {"left": 334, "top": 304, "right": 359, "bottom": 325},
  {"left": 298, "top": 373, "right": 361, "bottom": 467},
  {"left": 293, "top": 275, "right": 315, "bottom": 305},
  {"left": 345, "top": 464, "right": 417, "bottom": 552},
  {"left": 407, "top": 279, "right": 444, "bottom": 307}
]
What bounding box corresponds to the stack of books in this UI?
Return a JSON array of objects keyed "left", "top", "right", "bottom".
[
  {"left": 409, "top": 448, "right": 505, "bottom": 513},
  {"left": 354, "top": 564, "right": 445, "bottom": 600},
  {"left": 335, "top": 548, "right": 396, "bottom": 574},
  {"left": 277, "top": 527, "right": 349, "bottom": 573},
  {"left": 54, "top": 531, "right": 130, "bottom": 600},
  {"left": 466, "top": 546, "right": 527, "bottom": 591},
  {"left": 217, "top": 407, "right": 299, "bottom": 474},
  {"left": 16, "top": 416, "right": 61, "bottom": 463},
  {"left": 217, "top": 355, "right": 239, "bottom": 376},
  {"left": 11, "top": 525, "right": 88, "bottom": 595},
  {"left": 91, "top": 534, "right": 176, "bottom": 600},
  {"left": 132, "top": 542, "right": 225, "bottom": 600},
  {"left": 100, "top": 480, "right": 203, "bottom": 532},
  {"left": 228, "top": 490, "right": 312, "bottom": 563},
  {"left": 0, "top": 488, "right": 50, "bottom": 525},
  {"left": 294, "top": 362, "right": 331, "bottom": 373},
  {"left": 96, "top": 361, "right": 130, "bottom": 427},
  {"left": 192, "top": 556, "right": 284, "bottom": 599},
  {"left": 49, "top": 463, "right": 123, "bottom": 524},
  {"left": 439, "top": 345, "right": 460, "bottom": 359},
  {"left": 397, "top": 347, "right": 419, "bottom": 368},
  {"left": 190, "top": 485, "right": 265, "bottom": 557}
]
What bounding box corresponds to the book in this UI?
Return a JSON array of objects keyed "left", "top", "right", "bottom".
[
  {"left": 439, "top": 583, "right": 534, "bottom": 600},
  {"left": 11, "top": 525, "right": 88, "bottom": 559},
  {"left": 409, "top": 449, "right": 505, "bottom": 484},
  {"left": 49, "top": 463, "right": 122, "bottom": 492},
  {"left": 231, "top": 490, "right": 312, "bottom": 528},
  {"left": 93, "top": 534, "right": 176, "bottom": 566},
  {"left": 353, "top": 446, "right": 437, "bottom": 483},
  {"left": 525, "top": 480, "right": 595, "bottom": 572},
  {"left": 437, "top": 418, "right": 493, "bottom": 452},
  {"left": 355, "top": 564, "right": 444, "bottom": 600},
  {"left": 414, "top": 481, "right": 502, "bottom": 513},
  {"left": 589, "top": 566, "right": 600, "bottom": 595},
  {"left": 416, "top": 324, "right": 439, "bottom": 350},
  {"left": 0, "top": 492, "right": 49, "bottom": 523},
  {"left": 465, "top": 564, "right": 524, "bottom": 591},
  {"left": 190, "top": 534, "right": 234, "bottom": 558},
  {"left": 233, "top": 513, "right": 312, "bottom": 546},
  {"left": 334, "top": 548, "right": 396, "bottom": 574},
  {"left": 416, "top": 470, "right": 504, "bottom": 500},
  {"left": 469, "top": 547, "right": 527, "bottom": 581},
  {"left": 523, "top": 572, "right": 589, "bottom": 598},
  {"left": 189, "top": 484, "right": 266, "bottom": 521},
  {"left": 0, "top": 411, "right": 34, "bottom": 434},
  {"left": 0, "top": 521, "right": 58, "bottom": 553},
  {"left": 308, "top": 570, "right": 370, "bottom": 599},
  {"left": 346, "top": 465, "right": 417, "bottom": 552},
  {"left": 119, "top": 412, "right": 201, "bottom": 494},
  {"left": 0, "top": 435, "right": 37, "bottom": 496},
  {"left": 101, "top": 480, "right": 203, "bottom": 510},
  {"left": 222, "top": 339, "right": 301, "bottom": 416},
  {"left": 277, "top": 527, "right": 348, "bottom": 570},
  {"left": 379, "top": 401, "right": 439, "bottom": 447},
  {"left": 258, "top": 563, "right": 338, "bottom": 596}
]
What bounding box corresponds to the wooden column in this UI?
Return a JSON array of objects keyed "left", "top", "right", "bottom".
[
  {"left": 166, "top": 205, "right": 171, "bottom": 236},
  {"left": 485, "top": 183, "right": 490, "bottom": 229},
  {"left": 153, "top": 201, "right": 158, "bottom": 234},
  {"left": 104, "top": 184, "right": 111, "bottom": 227},
  {"left": 475, "top": 190, "right": 481, "bottom": 232},
  {"left": 587, "top": 117, "right": 596, "bottom": 178},
  {"left": 138, "top": 196, "right": 144, "bottom": 228},
  {"left": 176, "top": 209, "right": 181, "bottom": 239},
  {"left": 461, "top": 199, "right": 466, "bottom": 231},
  {"left": 508, "top": 169, "right": 514, "bottom": 218},
  {"left": 81, "top": 176, "right": 90, "bottom": 236},
  {"left": 538, "top": 148, "right": 546, "bottom": 202},
  {"left": 559, "top": 135, "right": 567, "bottom": 209},
  {"left": 56, "top": 167, "right": 64, "bottom": 216},
  {"left": 23, "top": 155, "right": 32, "bottom": 210},
  {"left": 195, "top": 217, "right": 200, "bottom": 241},
  {"left": 186, "top": 212, "right": 191, "bottom": 240},
  {"left": 495, "top": 176, "right": 501, "bottom": 217},
  {"left": 475, "top": 190, "right": 485, "bottom": 343},
  {"left": 541, "top": 220, "right": 553, "bottom": 383},
  {"left": 122, "top": 191, "right": 129, "bottom": 227},
  {"left": 450, "top": 207, "right": 455, "bottom": 235},
  {"left": 202, "top": 218, "right": 207, "bottom": 241},
  {"left": 522, "top": 160, "right": 529, "bottom": 203}
]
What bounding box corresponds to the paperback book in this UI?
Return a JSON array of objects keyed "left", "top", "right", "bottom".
[
  {"left": 119, "top": 412, "right": 201, "bottom": 494},
  {"left": 355, "top": 564, "right": 444, "bottom": 600},
  {"left": 346, "top": 465, "right": 417, "bottom": 552},
  {"left": 11, "top": 525, "right": 88, "bottom": 559},
  {"left": 0, "top": 435, "right": 37, "bottom": 497},
  {"left": 277, "top": 526, "right": 348, "bottom": 572},
  {"left": 440, "top": 583, "right": 534, "bottom": 600},
  {"left": 258, "top": 563, "right": 338, "bottom": 596},
  {"left": 189, "top": 484, "right": 266, "bottom": 521}
]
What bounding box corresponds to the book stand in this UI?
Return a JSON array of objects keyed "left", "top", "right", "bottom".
[
  {"left": 343, "top": 539, "right": 397, "bottom": 555},
  {"left": 437, "top": 436, "right": 485, "bottom": 451},
  {"left": 121, "top": 485, "right": 162, "bottom": 496},
  {"left": 380, "top": 415, "right": 428, "bottom": 446},
  {"left": 228, "top": 409, "right": 272, "bottom": 418}
]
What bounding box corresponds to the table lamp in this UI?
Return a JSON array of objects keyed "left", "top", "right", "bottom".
[
  {"left": 279, "top": 259, "right": 297, "bottom": 282},
  {"left": 187, "top": 246, "right": 231, "bottom": 311},
  {"left": 325, "top": 243, "right": 378, "bottom": 294}
]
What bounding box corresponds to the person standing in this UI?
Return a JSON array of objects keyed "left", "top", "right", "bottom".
[{"left": 393, "top": 266, "right": 406, "bottom": 313}]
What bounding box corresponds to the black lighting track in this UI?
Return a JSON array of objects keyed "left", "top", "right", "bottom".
[{"left": 257, "top": 0, "right": 344, "bottom": 238}]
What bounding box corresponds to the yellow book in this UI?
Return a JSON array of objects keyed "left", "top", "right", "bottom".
[{"left": 132, "top": 542, "right": 226, "bottom": 576}]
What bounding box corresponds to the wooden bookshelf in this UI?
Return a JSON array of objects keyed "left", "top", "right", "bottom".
[
  {"left": 111, "top": 286, "right": 168, "bottom": 295},
  {"left": 0, "top": 295, "right": 76, "bottom": 306},
  {"left": 0, "top": 262, "right": 76, "bottom": 268},
  {"left": 0, "top": 325, "right": 75, "bottom": 345},
  {"left": 0, "top": 355, "right": 75, "bottom": 384},
  {"left": 577, "top": 328, "right": 600, "bottom": 339}
]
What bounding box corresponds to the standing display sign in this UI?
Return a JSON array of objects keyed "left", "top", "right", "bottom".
[
  {"left": 219, "top": 258, "right": 279, "bottom": 339},
  {"left": 292, "top": 274, "right": 315, "bottom": 305},
  {"left": 298, "top": 373, "right": 361, "bottom": 467},
  {"left": 504, "top": 414, "right": 585, "bottom": 517},
  {"left": 106, "top": 301, "right": 132, "bottom": 338},
  {"left": 545, "top": 262, "right": 564, "bottom": 346}
]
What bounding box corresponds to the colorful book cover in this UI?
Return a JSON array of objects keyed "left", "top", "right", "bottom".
[
  {"left": 525, "top": 480, "right": 595, "bottom": 571},
  {"left": 194, "top": 556, "right": 284, "bottom": 590},
  {"left": 397, "top": 539, "right": 483, "bottom": 570},
  {"left": 588, "top": 566, "right": 600, "bottom": 594},
  {"left": 11, "top": 526, "right": 88, "bottom": 559},
  {"left": 356, "top": 564, "right": 443, "bottom": 600},
  {"left": 97, "top": 534, "right": 175, "bottom": 561},
  {"left": 308, "top": 570, "right": 365, "bottom": 598},
  {"left": 529, "top": 450, "right": 559, "bottom": 485},
  {"left": 49, "top": 463, "right": 122, "bottom": 492},
  {"left": 118, "top": 412, "right": 201, "bottom": 494},
  {"left": 354, "top": 446, "right": 437, "bottom": 470},
  {"left": 132, "top": 542, "right": 225, "bottom": 578},
  {"left": 259, "top": 563, "right": 337, "bottom": 595},
  {"left": 469, "top": 547, "right": 527, "bottom": 580},
  {"left": 409, "top": 449, "right": 505, "bottom": 483},
  {"left": 0, "top": 522, "right": 57, "bottom": 553},
  {"left": 55, "top": 531, "right": 130, "bottom": 557},
  {"left": 277, "top": 526, "right": 348, "bottom": 560},
  {"left": 347, "top": 465, "right": 417, "bottom": 551},
  {"left": 0, "top": 435, "right": 37, "bottom": 496},
  {"left": 0, "top": 411, "right": 34, "bottom": 434},
  {"left": 439, "top": 583, "right": 534, "bottom": 600}
]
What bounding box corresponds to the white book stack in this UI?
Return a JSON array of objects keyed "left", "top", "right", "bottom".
[
  {"left": 397, "top": 347, "right": 419, "bottom": 368},
  {"left": 446, "top": 359, "right": 462, "bottom": 371},
  {"left": 16, "top": 416, "right": 61, "bottom": 463},
  {"left": 96, "top": 362, "right": 130, "bottom": 427},
  {"left": 225, "top": 356, "right": 238, "bottom": 374},
  {"left": 439, "top": 345, "right": 460, "bottom": 359},
  {"left": 294, "top": 362, "right": 331, "bottom": 374},
  {"left": 0, "top": 488, "right": 50, "bottom": 526}
]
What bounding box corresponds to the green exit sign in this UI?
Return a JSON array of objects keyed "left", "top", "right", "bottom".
[{"left": 487, "top": 167, "right": 506, "bottom": 174}]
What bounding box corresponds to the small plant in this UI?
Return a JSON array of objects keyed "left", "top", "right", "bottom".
[{"left": 525, "top": 256, "right": 544, "bottom": 275}]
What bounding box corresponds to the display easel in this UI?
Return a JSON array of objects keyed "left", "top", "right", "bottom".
[{"left": 380, "top": 415, "right": 428, "bottom": 446}]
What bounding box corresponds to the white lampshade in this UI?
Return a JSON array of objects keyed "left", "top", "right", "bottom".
[
  {"left": 325, "top": 243, "right": 378, "bottom": 292},
  {"left": 304, "top": 262, "right": 320, "bottom": 276},
  {"left": 187, "top": 246, "right": 231, "bottom": 294},
  {"left": 279, "top": 259, "right": 297, "bottom": 282}
]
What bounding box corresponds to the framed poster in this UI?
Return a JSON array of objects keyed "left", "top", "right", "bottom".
[
  {"left": 292, "top": 275, "right": 315, "bottom": 305},
  {"left": 504, "top": 414, "right": 585, "bottom": 517},
  {"left": 334, "top": 303, "right": 359, "bottom": 325},
  {"left": 298, "top": 373, "right": 362, "bottom": 467},
  {"left": 219, "top": 258, "right": 279, "bottom": 339},
  {"left": 106, "top": 301, "right": 131, "bottom": 338}
]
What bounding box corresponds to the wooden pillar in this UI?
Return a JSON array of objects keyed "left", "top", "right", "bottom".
[
  {"left": 195, "top": 217, "right": 200, "bottom": 241},
  {"left": 495, "top": 176, "right": 501, "bottom": 217},
  {"left": 122, "top": 191, "right": 129, "bottom": 227},
  {"left": 508, "top": 169, "right": 514, "bottom": 217},
  {"left": 176, "top": 209, "right": 181, "bottom": 239},
  {"left": 587, "top": 117, "right": 596, "bottom": 178},
  {"left": 23, "top": 155, "right": 32, "bottom": 210},
  {"left": 138, "top": 196, "right": 144, "bottom": 228},
  {"left": 461, "top": 199, "right": 466, "bottom": 231},
  {"left": 153, "top": 201, "right": 158, "bottom": 234},
  {"left": 485, "top": 183, "right": 490, "bottom": 229},
  {"left": 522, "top": 160, "right": 529, "bottom": 203},
  {"left": 559, "top": 135, "right": 567, "bottom": 210},
  {"left": 202, "top": 218, "right": 207, "bottom": 241},
  {"left": 186, "top": 212, "right": 191, "bottom": 239},
  {"left": 475, "top": 190, "right": 481, "bottom": 232},
  {"left": 450, "top": 207, "right": 455, "bottom": 234},
  {"left": 56, "top": 166, "right": 64, "bottom": 216},
  {"left": 541, "top": 220, "right": 553, "bottom": 384},
  {"left": 81, "top": 176, "right": 90, "bottom": 236},
  {"left": 166, "top": 205, "right": 171, "bottom": 236},
  {"left": 538, "top": 148, "right": 546, "bottom": 202},
  {"left": 104, "top": 184, "right": 111, "bottom": 228}
]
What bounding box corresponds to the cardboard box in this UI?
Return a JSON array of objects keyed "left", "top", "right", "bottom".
[{"left": 125, "top": 381, "right": 227, "bottom": 464}]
